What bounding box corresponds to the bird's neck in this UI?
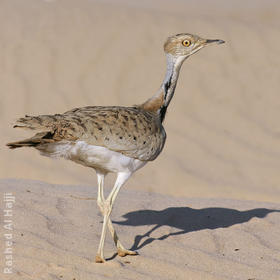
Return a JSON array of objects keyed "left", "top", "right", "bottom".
[{"left": 141, "top": 54, "right": 186, "bottom": 122}]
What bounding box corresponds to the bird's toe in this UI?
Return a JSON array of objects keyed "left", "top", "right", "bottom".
[
  {"left": 95, "top": 255, "right": 106, "bottom": 263},
  {"left": 117, "top": 248, "right": 138, "bottom": 257}
]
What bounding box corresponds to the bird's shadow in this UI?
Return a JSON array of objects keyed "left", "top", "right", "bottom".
[{"left": 113, "top": 206, "right": 279, "bottom": 252}]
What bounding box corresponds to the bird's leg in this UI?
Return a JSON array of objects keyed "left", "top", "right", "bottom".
[
  {"left": 95, "top": 172, "right": 136, "bottom": 262},
  {"left": 95, "top": 172, "right": 107, "bottom": 263},
  {"left": 105, "top": 172, "right": 137, "bottom": 257},
  {"left": 95, "top": 202, "right": 111, "bottom": 263},
  {"left": 96, "top": 172, "right": 105, "bottom": 214},
  {"left": 107, "top": 217, "right": 138, "bottom": 257},
  {"left": 96, "top": 173, "right": 124, "bottom": 253}
]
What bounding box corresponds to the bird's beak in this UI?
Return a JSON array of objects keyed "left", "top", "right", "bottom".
[
  {"left": 190, "top": 37, "right": 225, "bottom": 56},
  {"left": 205, "top": 39, "right": 225, "bottom": 45}
]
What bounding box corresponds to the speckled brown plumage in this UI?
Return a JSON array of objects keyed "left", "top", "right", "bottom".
[{"left": 7, "top": 105, "right": 166, "bottom": 161}]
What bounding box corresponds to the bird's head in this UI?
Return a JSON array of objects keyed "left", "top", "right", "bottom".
[{"left": 164, "top": 33, "right": 225, "bottom": 59}]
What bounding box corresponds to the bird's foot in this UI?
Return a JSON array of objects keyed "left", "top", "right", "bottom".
[
  {"left": 117, "top": 248, "right": 138, "bottom": 257},
  {"left": 95, "top": 254, "right": 106, "bottom": 263}
]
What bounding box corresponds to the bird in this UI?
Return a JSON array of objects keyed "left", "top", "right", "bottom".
[{"left": 6, "top": 33, "right": 224, "bottom": 263}]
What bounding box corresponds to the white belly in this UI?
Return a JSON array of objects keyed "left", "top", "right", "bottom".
[{"left": 40, "top": 140, "right": 147, "bottom": 174}]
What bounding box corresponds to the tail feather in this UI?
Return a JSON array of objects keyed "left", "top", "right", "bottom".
[
  {"left": 13, "top": 114, "right": 61, "bottom": 131},
  {"left": 6, "top": 131, "right": 55, "bottom": 149}
]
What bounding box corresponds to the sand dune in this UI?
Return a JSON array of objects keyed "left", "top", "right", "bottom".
[
  {"left": 1, "top": 0, "right": 280, "bottom": 202},
  {"left": 1, "top": 178, "right": 280, "bottom": 279}
]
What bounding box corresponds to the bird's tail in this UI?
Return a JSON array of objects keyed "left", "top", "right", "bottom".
[
  {"left": 12, "top": 114, "right": 58, "bottom": 130},
  {"left": 6, "top": 115, "right": 60, "bottom": 149},
  {"left": 6, "top": 114, "right": 62, "bottom": 149},
  {"left": 6, "top": 131, "right": 55, "bottom": 149}
]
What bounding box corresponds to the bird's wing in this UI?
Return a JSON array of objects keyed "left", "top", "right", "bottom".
[
  {"left": 13, "top": 106, "right": 166, "bottom": 161},
  {"left": 63, "top": 106, "right": 166, "bottom": 161}
]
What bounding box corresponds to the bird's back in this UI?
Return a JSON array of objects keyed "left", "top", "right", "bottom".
[{"left": 8, "top": 105, "right": 166, "bottom": 162}]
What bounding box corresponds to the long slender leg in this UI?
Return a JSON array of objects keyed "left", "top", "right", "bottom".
[
  {"left": 96, "top": 172, "right": 136, "bottom": 256},
  {"left": 96, "top": 172, "right": 105, "bottom": 213},
  {"left": 96, "top": 210, "right": 112, "bottom": 263},
  {"left": 96, "top": 172, "right": 124, "bottom": 252},
  {"left": 107, "top": 217, "right": 138, "bottom": 257},
  {"left": 95, "top": 172, "right": 134, "bottom": 263},
  {"left": 95, "top": 172, "right": 106, "bottom": 263},
  {"left": 105, "top": 173, "right": 137, "bottom": 256}
]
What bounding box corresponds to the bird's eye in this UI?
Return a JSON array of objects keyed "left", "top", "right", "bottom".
[{"left": 182, "top": 40, "right": 191, "bottom": 47}]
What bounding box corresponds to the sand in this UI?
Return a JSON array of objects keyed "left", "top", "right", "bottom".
[
  {"left": 1, "top": 178, "right": 280, "bottom": 280},
  {"left": 1, "top": 0, "right": 280, "bottom": 279},
  {"left": 1, "top": 0, "right": 280, "bottom": 202}
]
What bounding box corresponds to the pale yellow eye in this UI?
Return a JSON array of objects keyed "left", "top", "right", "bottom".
[{"left": 182, "top": 39, "right": 191, "bottom": 47}]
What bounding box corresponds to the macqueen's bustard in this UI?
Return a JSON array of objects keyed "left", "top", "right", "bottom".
[{"left": 7, "top": 33, "right": 224, "bottom": 263}]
